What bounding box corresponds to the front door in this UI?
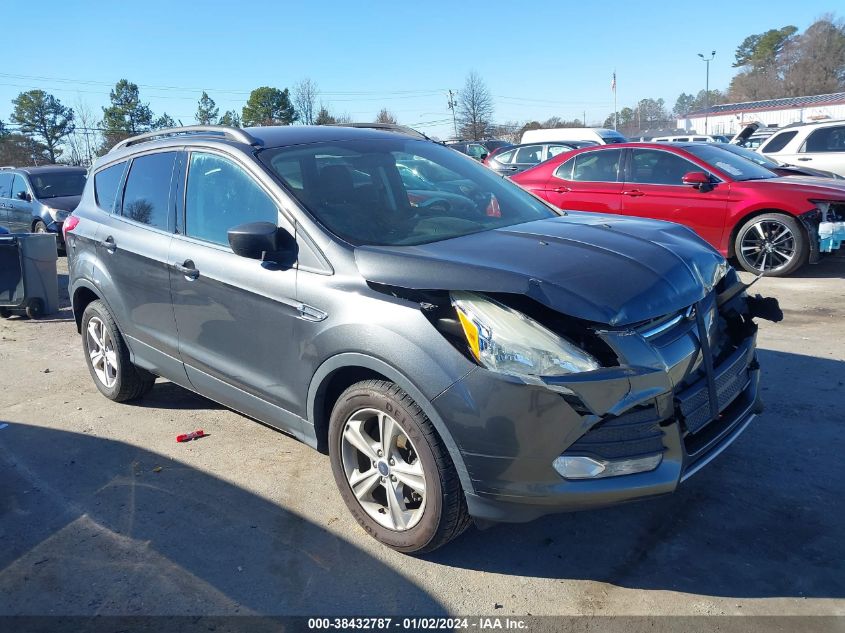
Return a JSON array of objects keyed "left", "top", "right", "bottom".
[
  {"left": 541, "top": 147, "right": 625, "bottom": 214},
  {"left": 169, "top": 150, "right": 304, "bottom": 433},
  {"left": 9, "top": 175, "right": 33, "bottom": 232},
  {"left": 619, "top": 147, "right": 729, "bottom": 248}
]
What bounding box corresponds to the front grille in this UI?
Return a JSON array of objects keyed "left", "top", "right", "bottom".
[
  {"left": 676, "top": 344, "right": 751, "bottom": 434},
  {"left": 563, "top": 406, "right": 664, "bottom": 460}
]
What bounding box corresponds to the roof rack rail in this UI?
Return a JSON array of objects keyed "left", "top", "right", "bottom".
[
  {"left": 0, "top": 166, "right": 16, "bottom": 170},
  {"left": 327, "top": 122, "right": 431, "bottom": 140},
  {"left": 110, "top": 125, "right": 261, "bottom": 153}
]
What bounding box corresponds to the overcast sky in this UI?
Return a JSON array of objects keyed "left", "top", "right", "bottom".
[{"left": 0, "top": 0, "right": 838, "bottom": 138}]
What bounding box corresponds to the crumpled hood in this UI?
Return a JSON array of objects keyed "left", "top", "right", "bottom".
[
  {"left": 355, "top": 213, "right": 726, "bottom": 326},
  {"left": 39, "top": 195, "right": 81, "bottom": 212}
]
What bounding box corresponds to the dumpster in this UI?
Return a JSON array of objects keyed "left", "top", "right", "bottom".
[{"left": 0, "top": 232, "right": 59, "bottom": 319}]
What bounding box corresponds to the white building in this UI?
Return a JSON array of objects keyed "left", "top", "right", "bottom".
[{"left": 677, "top": 92, "right": 845, "bottom": 136}]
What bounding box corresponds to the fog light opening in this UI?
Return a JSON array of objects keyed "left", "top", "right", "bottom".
[{"left": 553, "top": 453, "right": 663, "bottom": 480}]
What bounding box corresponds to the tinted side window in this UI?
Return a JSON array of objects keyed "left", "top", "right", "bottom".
[
  {"left": 11, "top": 175, "right": 28, "bottom": 200},
  {"left": 554, "top": 156, "right": 576, "bottom": 180},
  {"left": 629, "top": 149, "right": 697, "bottom": 185},
  {"left": 570, "top": 149, "right": 622, "bottom": 182},
  {"left": 121, "top": 152, "right": 176, "bottom": 230},
  {"left": 467, "top": 144, "right": 487, "bottom": 159},
  {"left": 804, "top": 126, "right": 845, "bottom": 153},
  {"left": 94, "top": 161, "right": 127, "bottom": 213},
  {"left": 185, "top": 152, "right": 278, "bottom": 246},
  {"left": 547, "top": 145, "right": 571, "bottom": 158},
  {"left": 514, "top": 145, "right": 543, "bottom": 164},
  {"left": 493, "top": 149, "right": 515, "bottom": 164},
  {"left": 0, "top": 173, "right": 11, "bottom": 198},
  {"left": 762, "top": 130, "right": 798, "bottom": 153}
]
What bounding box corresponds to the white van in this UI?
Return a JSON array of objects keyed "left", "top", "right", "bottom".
[
  {"left": 651, "top": 135, "right": 718, "bottom": 143},
  {"left": 520, "top": 127, "right": 628, "bottom": 145}
]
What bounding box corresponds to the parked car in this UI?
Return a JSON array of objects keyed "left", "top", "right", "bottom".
[
  {"left": 756, "top": 119, "right": 845, "bottom": 178},
  {"left": 0, "top": 166, "right": 87, "bottom": 251},
  {"left": 713, "top": 142, "right": 843, "bottom": 179},
  {"left": 68, "top": 124, "right": 774, "bottom": 552},
  {"left": 731, "top": 122, "right": 778, "bottom": 149},
  {"left": 446, "top": 139, "right": 511, "bottom": 161},
  {"left": 511, "top": 142, "right": 845, "bottom": 275},
  {"left": 521, "top": 127, "right": 628, "bottom": 145},
  {"left": 483, "top": 141, "right": 595, "bottom": 176}
]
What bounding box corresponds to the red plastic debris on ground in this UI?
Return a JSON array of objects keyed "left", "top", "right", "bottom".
[{"left": 176, "top": 429, "right": 206, "bottom": 443}]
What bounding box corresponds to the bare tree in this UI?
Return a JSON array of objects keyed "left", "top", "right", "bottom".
[
  {"left": 457, "top": 71, "right": 493, "bottom": 140},
  {"left": 293, "top": 78, "right": 319, "bottom": 125},
  {"left": 375, "top": 108, "right": 398, "bottom": 124},
  {"left": 64, "top": 97, "right": 101, "bottom": 166}
]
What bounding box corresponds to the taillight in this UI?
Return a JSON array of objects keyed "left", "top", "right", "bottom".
[{"left": 63, "top": 215, "right": 80, "bottom": 237}]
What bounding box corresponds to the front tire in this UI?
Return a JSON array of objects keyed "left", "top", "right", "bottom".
[
  {"left": 734, "top": 213, "right": 807, "bottom": 276},
  {"left": 328, "top": 380, "right": 470, "bottom": 553},
  {"left": 33, "top": 220, "right": 47, "bottom": 234},
  {"left": 81, "top": 300, "right": 155, "bottom": 402}
]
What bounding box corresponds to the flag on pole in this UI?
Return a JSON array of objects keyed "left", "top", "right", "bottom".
[{"left": 611, "top": 72, "right": 616, "bottom": 92}]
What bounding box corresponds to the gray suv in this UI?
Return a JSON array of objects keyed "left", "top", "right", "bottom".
[
  {"left": 0, "top": 165, "right": 87, "bottom": 249},
  {"left": 66, "top": 125, "right": 774, "bottom": 552}
]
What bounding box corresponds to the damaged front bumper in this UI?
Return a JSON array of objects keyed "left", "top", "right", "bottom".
[{"left": 433, "top": 281, "right": 769, "bottom": 524}]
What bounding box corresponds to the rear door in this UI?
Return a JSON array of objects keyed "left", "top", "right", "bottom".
[
  {"left": 619, "top": 147, "right": 729, "bottom": 247},
  {"left": 94, "top": 150, "right": 185, "bottom": 381},
  {"left": 791, "top": 125, "right": 845, "bottom": 177},
  {"left": 510, "top": 144, "right": 544, "bottom": 174},
  {"left": 541, "top": 147, "right": 625, "bottom": 214},
  {"left": 169, "top": 149, "right": 304, "bottom": 431}
]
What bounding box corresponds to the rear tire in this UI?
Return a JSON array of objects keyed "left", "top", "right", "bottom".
[
  {"left": 33, "top": 220, "right": 47, "bottom": 234},
  {"left": 734, "top": 213, "right": 807, "bottom": 276},
  {"left": 328, "top": 379, "right": 470, "bottom": 553},
  {"left": 81, "top": 300, "right": 155, "bottom": 402}
]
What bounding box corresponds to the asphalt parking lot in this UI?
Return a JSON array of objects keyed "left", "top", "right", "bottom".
[{"left": 0, "top": 256, "right": 843, "bottom": 619}]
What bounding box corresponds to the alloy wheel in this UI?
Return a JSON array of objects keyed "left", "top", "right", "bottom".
[
  {"left": 86, "top": 316, "right": 118, "bottom": 388},
  {"left": 739, "top": 219, "right": 796, "bottom": 273},
  {"left": 340, "top": 407, "right": 427, "bottom": 531}
]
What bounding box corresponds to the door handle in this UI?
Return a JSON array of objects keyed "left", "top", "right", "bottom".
[
  {"left": 553, "top": 186, "right": 570, "bottom": 193},
  {"left": 622, "top": 189, "right": 645, "bottom": 197},
  {"left": 102, "top": 236, "right": 116, "bottom": 253},
  {"left": 174, "top": 260, "right": 199, "bottom": 280},
  {"left": 796, "top": 157, "right": 812, "bottom": 162}
]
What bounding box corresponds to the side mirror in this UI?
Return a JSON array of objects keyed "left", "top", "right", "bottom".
[
  {"left": 682, "top": 171, "right": 710, "bottom": 188},
  {"left": 16, "top": 191, "right": 30, "bottom": 202},
  {"left": 228, "top": 221, "right": 295, "bottom": 262},
  {"left": 479, "top": 153, "right": 488, "bottom": 161}
]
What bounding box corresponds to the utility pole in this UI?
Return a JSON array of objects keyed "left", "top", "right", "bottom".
[
  {"left": 698, "top": 50, "right": 716, "bottom": 134},
  {"left": 447, "top": 90, "right": 458, "bottom": 139},
  {"left": 611, "top": 71, "right": 617, "bottom": 130}
]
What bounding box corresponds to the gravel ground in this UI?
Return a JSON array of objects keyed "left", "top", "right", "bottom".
[{"left": 0, "top": 255, "right": 843, "bottom": 620}]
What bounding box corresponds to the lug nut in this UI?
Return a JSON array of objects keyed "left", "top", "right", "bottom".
[
  {"left": 390, "top": 475, "right": 397, "bottom": 482},
  {"left": 389, "top": 458, "right": 395, "bottom": 466},
  {"left": 377, "top": 450, "right": 383, "bottom": 457}
]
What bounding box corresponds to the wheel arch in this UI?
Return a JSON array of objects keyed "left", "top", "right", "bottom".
[
  {"left": 71, "top": 280, "right": 105, "bottom": 333},
  {"left": 727, "top": 208, "right": 805, "bottom": 259},
  {"left": 307, "top": 352, "right": 475, "bottom": 496}
]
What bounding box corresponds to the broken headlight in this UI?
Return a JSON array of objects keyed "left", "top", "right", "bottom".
[{"left": 451, "top": 291, "right": 600, "bottom": 377}]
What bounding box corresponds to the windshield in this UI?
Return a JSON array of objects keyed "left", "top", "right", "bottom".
[
  {"left": 713, "top": 143, "right": 780, "bottom": 168},
  {"left": 683, "top": 144, "right": 778, "bottom": 181},
  {"left": 29, "top": 171, "right": 87, "bottom": 199},
  {"left": 259, "top": 139, "right": 559, "bottom": 246}
]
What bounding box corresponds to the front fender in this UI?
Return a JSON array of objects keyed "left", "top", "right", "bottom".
[{"left": 306, "top": 351, "right": 476, "bottom": 496}]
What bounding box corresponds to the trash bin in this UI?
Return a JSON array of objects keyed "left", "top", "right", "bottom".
[{"left": 0, "top": 233, "right": 59, "bottom": 319}]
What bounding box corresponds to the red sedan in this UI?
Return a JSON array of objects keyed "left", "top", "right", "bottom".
[{"left": 511, "top": 142, "right": 845, "bottom": 275}]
